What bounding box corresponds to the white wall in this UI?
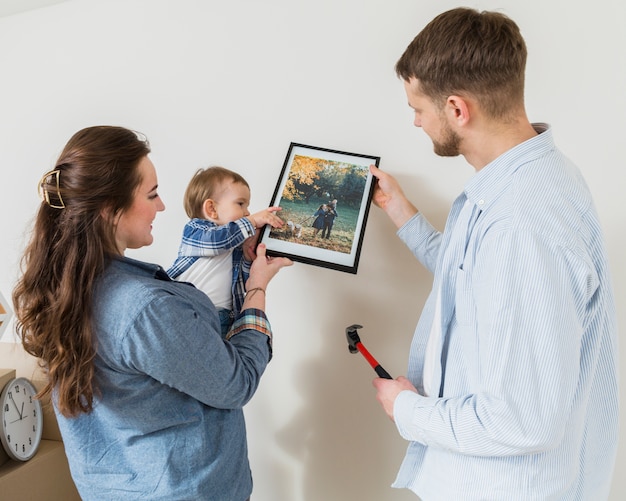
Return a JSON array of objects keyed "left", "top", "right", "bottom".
[{"left": 1, "top": 1, "right": 624, "bottom": 499}]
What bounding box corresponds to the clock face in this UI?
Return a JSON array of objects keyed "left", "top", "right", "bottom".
[{"left": 0, "top": 377, "right": 43, "bottom": 461}]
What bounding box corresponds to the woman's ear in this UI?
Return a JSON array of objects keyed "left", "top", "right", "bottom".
[
  {"left": 202, "top": 199, "right": 218, "bottom": 220},
  {"left": 100, "top": 206, "right": 119, "bottom": 226}
]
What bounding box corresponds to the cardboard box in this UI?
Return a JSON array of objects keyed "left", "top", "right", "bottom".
[
  {"left": 0, "top": 440, "right": 80, "bottom": 501},
  {"left": 0, "top": 345, "right": 80, "bottom": 501},
  {"left": 0, "top": 368, "right": 16, "bottom": 468}
]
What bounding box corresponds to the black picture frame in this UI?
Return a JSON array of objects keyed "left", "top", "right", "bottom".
[{"left": 258, "top": 142, "right": 380, "bottom": 274}]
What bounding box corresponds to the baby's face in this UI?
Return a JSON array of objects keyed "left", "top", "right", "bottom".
[{"left": 208, "top": 180, "right": 251, "bottom": 224}]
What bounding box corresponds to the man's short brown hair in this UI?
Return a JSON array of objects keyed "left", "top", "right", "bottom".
[{"left": 395, "top": 8, "right": 527, "bottom": 119}]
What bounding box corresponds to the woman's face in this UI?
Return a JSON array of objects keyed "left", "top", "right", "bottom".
[{"left": 114, "top": 156, "right": 165, "bottom": 253}]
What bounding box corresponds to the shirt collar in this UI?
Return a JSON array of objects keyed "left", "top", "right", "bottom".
[
  {"left": 464, "top": 123, "right": 554, "bottom": 210},
  {"left": 109, "top": 255, "right": 172, "bottom": 281}
]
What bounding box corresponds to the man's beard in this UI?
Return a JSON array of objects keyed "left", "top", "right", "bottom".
[{"left": 433, "top": 122, "right": 461, "bottom": 157}]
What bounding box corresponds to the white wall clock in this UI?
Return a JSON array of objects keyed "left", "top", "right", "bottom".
[{"left": 0, "top": 377, "right": 43, "bottom": 461}]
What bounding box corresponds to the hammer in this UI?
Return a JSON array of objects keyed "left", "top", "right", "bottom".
[{"left": 345, "top": 324, "right": 392, "bottom": 379}]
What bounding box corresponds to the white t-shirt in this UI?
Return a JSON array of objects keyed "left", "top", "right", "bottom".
[{"left": 176, "top": 251, "right": 233, "bottom": 309}]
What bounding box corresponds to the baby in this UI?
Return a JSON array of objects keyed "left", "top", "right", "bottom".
[{"left": 168, "top": 166, "right": 283, "bottom": 337}]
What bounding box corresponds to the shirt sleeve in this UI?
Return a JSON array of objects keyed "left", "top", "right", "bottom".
[
  {"left": 397, "top": 213, "right": 442, "bottom": 274},
  {"left": 179, "top": 218, "right": 255, "bottom": 258},
  {"left": 121, "top": 292, "right": 272, "bottom": 410},
  {"left": 394, "top": 227, "right": 594, "bottom": 456},
  {"left": 227, "top": 308, "right": 272, "bottom": 341}
]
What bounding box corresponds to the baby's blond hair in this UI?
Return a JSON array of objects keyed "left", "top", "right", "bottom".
[{"left": 183, "top": 166, "right": 249, "bottom": 219}]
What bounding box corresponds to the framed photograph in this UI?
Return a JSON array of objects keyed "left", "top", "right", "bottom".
[{"left": 259, "top": 142, "right": 380, "bottom": 274}]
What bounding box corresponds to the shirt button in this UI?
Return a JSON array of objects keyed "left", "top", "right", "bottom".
[{"left": 478, "top": 199, "right": 485, "bottom": 205}]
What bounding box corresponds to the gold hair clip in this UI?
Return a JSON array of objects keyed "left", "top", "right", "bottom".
[{"left": 38, "top": 169, "right": 65, "bottom": 209}]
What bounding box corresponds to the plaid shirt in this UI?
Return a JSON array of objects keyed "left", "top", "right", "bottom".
[{"left": 167, "top": 217, "right": 255, "bottom": 315}]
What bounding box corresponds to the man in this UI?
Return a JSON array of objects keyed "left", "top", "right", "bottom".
[
  {"left": 370, "top": 8, "right": 618, "bottom": 500},
  {"left": 322, "top": 199, "right": 338, "bottom": 238}
]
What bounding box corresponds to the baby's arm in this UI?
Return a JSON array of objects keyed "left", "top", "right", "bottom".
[
  {"left": 247, "top": 207, "right": 284, "bottom": 229},
  {"left": 181, "top": 219, "right": 255, "bottom": 257}
]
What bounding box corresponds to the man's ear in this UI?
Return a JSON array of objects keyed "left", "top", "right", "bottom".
[
  {"left": 445, "top": 95, "right": 471, "bottom": 126},
  {"left": 202, "top": 199, "right": 218, "bottom": 220}
]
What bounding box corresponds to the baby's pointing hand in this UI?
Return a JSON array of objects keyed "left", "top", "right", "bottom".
[{"left": 248, "top": 207, "right": 284, "bottom": 229}]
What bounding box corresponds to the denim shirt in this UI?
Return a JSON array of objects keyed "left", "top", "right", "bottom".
[{"left": 54, "top": 256, "right": 272, "bottom": 501}]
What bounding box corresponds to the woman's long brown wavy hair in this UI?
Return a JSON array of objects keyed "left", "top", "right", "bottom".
[{"left": 12, "top": 126, "right": 150, "bottom": 417}]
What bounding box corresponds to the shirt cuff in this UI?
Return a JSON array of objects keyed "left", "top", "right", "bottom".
[
  {"left": 393, "top": 389, "right": 433, "bottom": 444},
  {"left": 396, "top": 212, "right": 439, "bottom": 259},
  {"left": 226, "top": 308, "right": 272, "bottom": 341},
  {"left": 238, "top": 217, "right": 256, "bottom": 237},
  {"left": 397, "top": 213, "right": 431, "bottom": 242}
]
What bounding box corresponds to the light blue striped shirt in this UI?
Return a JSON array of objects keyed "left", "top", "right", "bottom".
[{"left": 392, "top": 124, "right": 619, "bottom": 500}]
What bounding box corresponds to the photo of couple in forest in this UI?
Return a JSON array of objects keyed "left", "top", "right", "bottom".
[
  {"left": 260, "top": 143, "right": 379, "bottom": 274},
  {"left": 269, "top": 154, "right": 366, "bottom": 255}
]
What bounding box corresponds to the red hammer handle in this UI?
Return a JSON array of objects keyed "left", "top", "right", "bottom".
[{"left": 356, "top": 342, "right": 392, "bottom": 379}]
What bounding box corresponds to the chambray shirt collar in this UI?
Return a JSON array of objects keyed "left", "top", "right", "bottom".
[
  {"left": 464, "top": 123, "right": 553, "bottom": 211},
  {"left": 109, "top": 254, "right": 172, "bottom": 281}
]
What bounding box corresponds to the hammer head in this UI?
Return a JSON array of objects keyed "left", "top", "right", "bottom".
[{"left": 345, "top": 324, "right": 363, "bottom": 354}]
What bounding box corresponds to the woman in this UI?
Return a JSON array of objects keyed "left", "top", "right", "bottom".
[
  {"left": 311, "top": 203, "right": 327, "bottom": 238},
  {"left": 12, "top": 126, "right": 292, "bottom": 500}
]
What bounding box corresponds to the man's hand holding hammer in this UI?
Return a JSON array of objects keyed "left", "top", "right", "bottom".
[
  {"left": 344, "top": 324, "right": 420, "bottom": 421},
  {"left": 373, "top": 376, "right": 419, "bottom": 421}
]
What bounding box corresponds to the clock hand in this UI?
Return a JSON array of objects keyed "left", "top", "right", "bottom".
[{"left": 8, "top": 393, "right": 23, "bottom": 420}]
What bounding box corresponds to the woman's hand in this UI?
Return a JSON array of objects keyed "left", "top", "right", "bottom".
[
  {"left": 243, "top": 244, "right": 293, "bottom": 310},
  {"left": 242, "top": 233, "right": 259, "bottom": 262}
]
